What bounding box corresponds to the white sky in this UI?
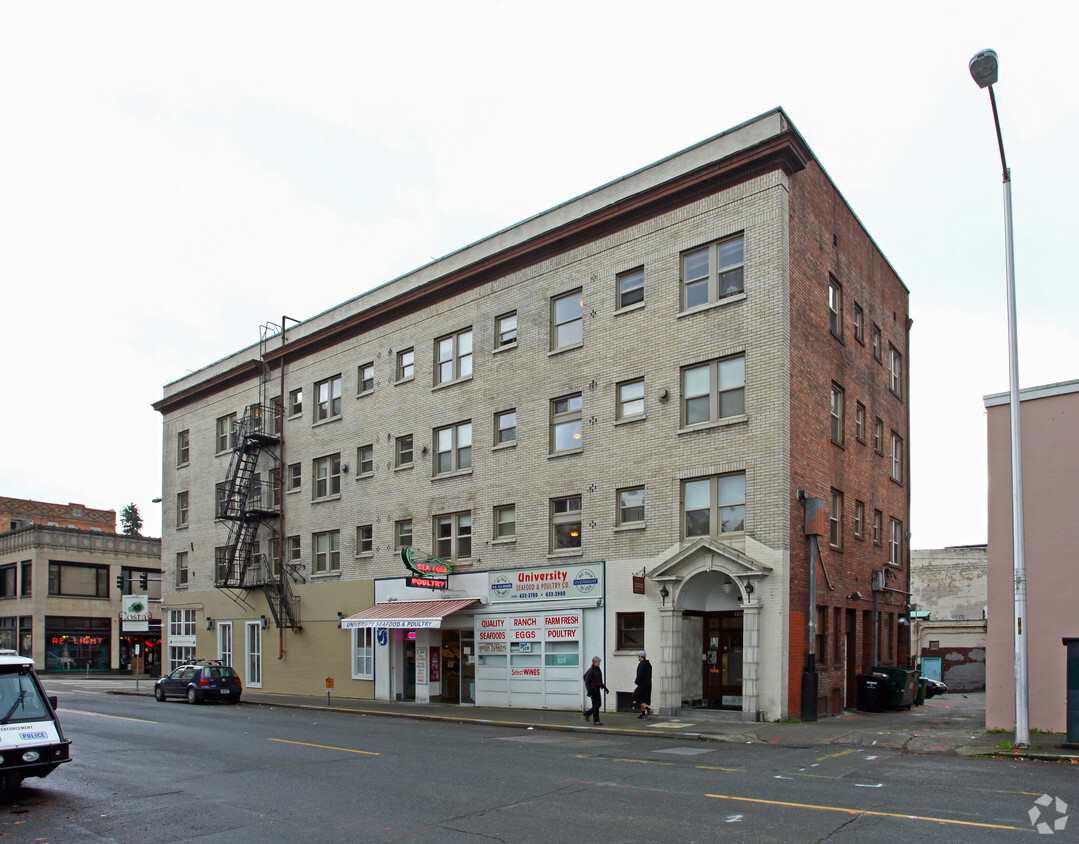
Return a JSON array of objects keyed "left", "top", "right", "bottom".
[{"left": 1, "top": 2, "right": 1074, "bottom": 545}]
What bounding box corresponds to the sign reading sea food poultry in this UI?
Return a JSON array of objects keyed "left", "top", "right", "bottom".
[
  {"left": 401, "top": 547, "right": 452, "bottom": 589},
  {"left": 487, "top": 564, "right": 603, "bottom": 602}
]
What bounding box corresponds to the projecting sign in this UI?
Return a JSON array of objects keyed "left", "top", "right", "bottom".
[
  {"left": 120, "top": 595, "right": 151, "bottom": 632},
  {"left": 487, "top": 564, "right": 602, "bottom": 603}
]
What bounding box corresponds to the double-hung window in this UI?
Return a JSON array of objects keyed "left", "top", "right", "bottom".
[
  {"left": 356, "top": 525, "right": 373, "bottom": 555},
  {"left": 352, "top": 628, "right": 374, "bottom": 680},
  {"left": 551, "top": 290, "right": 583, "bottom": 350},
  {"left": 313, "top": 454, "right": 341, "bottom": 499},
  {"left": 618, "top": 487, "right": 645, "bottom": 526},
  {"left": 617, "top": 268, "right": 644, "bottom": 309},
  {"left": 889, "top": 518, "right": 904, "bottom": 566},
  {"left": 682, "top": 235, "right": 744, "bottom": 308},
  {"left": 396, "top": 348, "right": 414, "bottom": 381},
  {"left": 853, "top": 303, "right": 865, "bottom": 343},
  {"left": 436, "top": 328, "right": 473, "bottom": 385},
  {"left": 315, "top": 375, "right": 342, "bottom": 421},
  {"left": 494, "top": 504, "right": 516, "bottom": 539},
  {"left": 830, "top": 384, "right": 844, "bottom": 445},
  {"left": 550, "top": 496, "right": 582, "bottom": 552},
  {"left": 357, "top": 444, "right": 374, "bottom": 476},
  {"left": 682, "top": 356, "right": 745, "bottom": 426},
  {"left": 434, "top": 421, "right": 472, "bottom": 474},
  {"left": 289, "top": 388, "right": 303, "bottom": 418},
  {"left": 829, "top": 490, "right": 843, "bottom": 549},
  {"left": 828, "top": 277, "right": 843, "bottom": 339},
  {"left": 358, "top": 362, "right": 375, "bottom": 394},
  {"left": 395, "top": 435, "right": 414, "bottom": 468},
  {"left": 890, "top": 432, "right": 903, "bottom": 482},
  {"left": 176, "top": 491, "right": 189, "bottom": 528},
  {"left": 496, "top": 312, "right": 518, "bottom": 348},
  {"left": 889, "top": 346, "right": 903, "bottom": 398},
  {"left": 494, "top": 409, "right": 516, "bottom": 445},
  {"left": 434, "top": 512, "right": 472, "bottom": 561},
  {"left": 854, "top": 501, "right": 865, "bottom": 540},
  {"left": 176, "top": 552, "right": 189, "bottom": 587},
  {"left": 550, "top": 394, "right": 583, "bottom": 453},
  {"left": 682, "top": 473, "right": 745, "bottom": 537},
  {"left": 216, "top": 413, "right": 237, "bottom": 454},
  {"left": 395, "top": 519, "right": 413, "bottom": 549},
  {"left": 313, "top": 530, "right": 340, "bottom": 574},
  {"left": 177, "top": 429, "right": 190, "bottom": 466},
  {"left": 855, "top": 402, "right": 866, "bottom": 443},
  {"left": 617, "top": 379, "right": 645, "bottom": 420}
]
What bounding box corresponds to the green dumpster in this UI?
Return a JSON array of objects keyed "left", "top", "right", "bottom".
[
  {"left": 872, "top": 666, "right": 919, "bottom": 709},
  {"left": 914, "top": 676, "right": 928, "bottom": 706}
]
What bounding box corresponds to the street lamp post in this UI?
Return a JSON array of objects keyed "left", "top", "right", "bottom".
[{"left": 969, "top": 48, "right": 1029, "bottom": 748}]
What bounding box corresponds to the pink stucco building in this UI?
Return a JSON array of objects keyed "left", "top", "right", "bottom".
[{"left": 985, "top": 379, "right": 1079, "bottom": 732}]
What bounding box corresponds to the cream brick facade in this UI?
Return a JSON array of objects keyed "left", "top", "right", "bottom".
[{"left": 156, "top": 110, "right": 909, "bottom": 720}]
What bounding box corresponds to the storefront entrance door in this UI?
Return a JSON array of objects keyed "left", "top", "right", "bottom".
[
  {"left": 702, "top": 611, "right": 743, "bottom": 708},
  {"left": 441, "top": 630, "right": 461, "bottom": 704}
]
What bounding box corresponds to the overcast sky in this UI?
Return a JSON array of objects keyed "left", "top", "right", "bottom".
[{"left": 1, "top": 2, "right": 1074, "bottom": 544}]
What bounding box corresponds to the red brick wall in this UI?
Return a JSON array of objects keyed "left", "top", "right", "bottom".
[{"left": 786, "top": 161, "right": 911, "bottom": 714}]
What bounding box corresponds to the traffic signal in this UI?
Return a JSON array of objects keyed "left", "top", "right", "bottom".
[
  {"left": 139, "top": 572, "right": 148, "bottom": 590},
  {"left": 116, "top": 574, "right": 124, "bottom": 590}
]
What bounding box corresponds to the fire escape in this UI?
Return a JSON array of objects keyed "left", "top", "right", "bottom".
[{"left": 214, "top": 323, "right": 303, "bottom": 629}]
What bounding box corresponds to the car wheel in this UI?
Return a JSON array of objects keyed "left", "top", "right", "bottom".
[
  {"left": 227, "top": 696, "right": 241, "bottom": 705},
  {"left": 154, "top": 686, "right": 166, "bottom": 702},
  {"left": 187, "top": 687, "right": 200, "bottom": 705}
]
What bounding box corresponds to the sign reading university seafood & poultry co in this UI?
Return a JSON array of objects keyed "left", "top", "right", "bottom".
[{"left": 487, "top": 563, "right": 603, "bottom": 603}]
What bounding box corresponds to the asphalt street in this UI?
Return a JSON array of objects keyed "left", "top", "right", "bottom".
[{"left": 2, "top": 685, "right": 1075, "bottom": 842}]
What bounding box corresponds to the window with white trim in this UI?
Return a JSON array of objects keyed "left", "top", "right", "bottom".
[
  {"left": 313, "top": 454, "right": 341, "bottom": 499},
  {"left": 829, "top": 490, "right": 843, "bottom": 549},
  {"left": 396, "top": 348, "right": 415, "bottom": 381},
  {"left": 551, "top": 290, "right": 583, "bottom": 350},
  {"left": 358, "top": 362, "right": 375, "bottom": 394},
  {"left": 889, "top": 346, "right": 903, "bottom": 398},
  {"left": 313, "top": 530, "right": 340, "bottom": 574},
  {"left": 434, "top": 511, "right": 472, "bottom": 561},
  {"left": 436, "top": 328, "right": 473, "bottom": 385},
  {"left": 395, "top": 435, "right": 413, "bottom": 468},
  {"left": 315, "top": 375, "right": 342, "bottom": 421},
  {"left": 434, "top": 421, "right": 472, "bottom": 474},
  {"left": 216, "top": 413, "right": 237, "bottom": 454},
  {"left": 682, "top": 356, "right": 745, "bottom": 426},
  {"left": 494, "top": 409, "right": 516, "bottom": 445},
  {"left": 828, "top": 277, "right": 843, "bottom": 339},
  {"left": 175, "top": 552, "right": 188, "bottom": 587},
  {"left": 889, "top": 518, "right": 903, "bottom": 566},
  {"left": 357, "top": 444, "right": 374, "bottom": 476},
  {"left": 617, "top": 379, "right": 645, "bottom": 421},
  {"left": 854, "top": 501, "right": 865, "bottom": 540},
  {"left": 352, "top": 627, "right": 374, "bottom": 680},
  {"left": 176, "top": 491, "right": 189, "bottom": 528},
  {"left": 289, "top": 388, "right": 303, "bottom": 418},
  {"left": 494, "top": 504, "right": 516, "bottom": 540},
  {"left": 890, "top": 432, "right": 903, "bottom": 483},
  {"left": 617, "top": 267, "right": 644, "bottom": 309},
  {"left": 177, "top": 429, "right": 190, "bottom": 466},
  {"left": 618, "top": 487, "right": 645, "bottom": 526},
  {"left": 683, "top": 473, "right": 745, "bottom": 537},
  {"left": 830, "top": 384, "right": 844, "bottom": 445},
  {"left": 496, "top": 312, "right": 518, "bottom": 348}
]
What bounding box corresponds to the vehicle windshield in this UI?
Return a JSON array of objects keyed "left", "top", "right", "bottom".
[{"left": 0, "top": 670, "right": 49, "bottom": 723}]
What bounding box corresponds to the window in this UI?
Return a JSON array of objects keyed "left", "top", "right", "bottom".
[
  {"left": 270, "top": 396, "right": 283, "bottom": 435},
  {"left": 177, "top": 429, "right": 190, "bottom": 466},
  {"left": 269, "top": 468, "right": 281, "bottom": 508},
  {"left": 855, "top": 402, "right": 866, "bottom": 443},
  {"left": 216, "top": 413, "right": 237, "bottom": 454},
  {"left": 816, "top": 606, "right": 828, "bottom": 664},
  {"left": 830, "top": 384, "right": 844, "bottom": 445},
  {"left": 889, "top": 518, "right": 904, "bottom": 566},
  {"left": 358, "top": 362, "right": 375, "bottom": 394},
  {"left": 395, "top": 519, "right": 413, "bottom": 550},
  {"left": 313, "top": 530, "right": 340, "bottom": 574},
  {"left": 20, "top": 562, "right": 31, "bottom": 596},
  {"left": 829, "top": 490, "right": 843, "bottom": 549},
  {"left": 550, "top": 496, "right": 582, "bottom": 552},
  {"left": 873, "top": 418, "right": 884, "bottom": 454},
  {"left": 395, "top": 434, "right": 414, "bottom": 468},
  {"left": 889, "top": 346, "right": 903, "bottom": 398},
  {"left": 268, "top": 538, "right": 281, "bottom": 577},
  {"left": 496, "top": 312, "right": 518, "bottom": 348},
  {"left": 0, "top": 565, "right": 15, "bottom": 598},
  {"left": 315, "top": 375, "right": 342, "bottom": 421},
  {"left": 176, "top": 552, "right": 189, "bottom": 587},
  {"left": 550, "top": 394, "right": 583, "bottom": 453},
  {"left": 681, "top": 235, "right": 744, "bottom": 308},
  {"left": 357, "top": 444, "right": 374, "bottom": 476},
  {"left": 928, "top": 640, "right": 940, "bottom": 651},
  {"left": 434, "top": 512, "right": 472, "bottom": 561},
  {"left": 828, "top": 277, "right": 843, "bottom": 339},
  {"left": 434, "top": 421, "right": 472, "bottom": 474},
  {"left": 494, "top": 409, "right": 516, "bottom": 445},
  {"left": 396, "top": 348, "right": 415, "bottom": 381},
  {"left": 356, "top": 525, "right": 373, "bottom": 555},
  {"left": 436, "top": 328, "right": 473, "bottom": 385},
  {"left": 617, "top": 612, "right": 644, "bottom": 650},
  {"left": 617, "top": 267, "right": 644, "bottom": 309},
  {"left": 288, "top": 462, "right": 301, "bottom": 492},
  {"left": 890, "top": 432, "right": 903, "bottom": 482},
  {"left": 854, "top": 501, "right": 865, "bottom": 540},
  {"left": 618, "top": 487, "right": 645, "bottom": 526},
  {"left": 176, "top": 491, "right": 189, "bottom": 528},
  {"left": 494, "top": 504, "right": 516, "bottom": 540},
  {"left": 872, "top": 510, "right": 883, "bottom": 545},
  {"left": 48, "top": 561, "right": 108, "bottom": 597},
  {"left": 683, "top": 473, "right": 745, "bottom": 537},
  {"left": 617, "top": 379, "right": 645, "bottom": 421},
  {"left": 682, "top": 356, "right": 745, "bottom": 425},
  {"left": 287, "top": 535, "right": 301, "bottom": 563},
  {"left": 313, "top": 454, "right": 342, "bottom": 499},
  {"left": 352, "top": 628, "right": 374, "bottom": 680},
  {"left": 853, "top": 303, "right": 864, "bottom": 343},
  {"left": 872, "top": 325, "right": 882, "bottom": 362},
  {"left": 551, "top": 289, "right": 583, "bottom": 350},
  {"left": 289, "top": 388, "right": 303, "bottom": 417}
]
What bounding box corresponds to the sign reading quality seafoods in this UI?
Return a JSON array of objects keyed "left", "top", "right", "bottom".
[{"left": 487, "top": 563, "right": 603, "bottom": 603}]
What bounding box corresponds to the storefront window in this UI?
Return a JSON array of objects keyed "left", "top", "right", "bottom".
[
  {"left": 45, "top": 616, "right": 111, "bottom": 671},
  {"left": 0, "top": 617, "right": 15, "bottom": 651},
  {"left": 18, "top": 616, "right": 31, "bottom": 658}
]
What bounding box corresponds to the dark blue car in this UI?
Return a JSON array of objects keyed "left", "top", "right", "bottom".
[{"left": 154, "top": 661, "right": 242, "bottom": 704}]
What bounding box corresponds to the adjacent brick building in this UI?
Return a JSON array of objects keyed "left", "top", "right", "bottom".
[
  {"left": 154, "top": 109, "right": 910, "bottom": 719},
  {"left": 0, "top": 497, "right": 116, "bottom": 533}
]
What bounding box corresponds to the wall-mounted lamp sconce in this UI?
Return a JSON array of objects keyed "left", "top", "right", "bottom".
[
  {"left": 420, "top": 444, "right": 429, "bottom": 455},
  {"left": 658, "top": 388, "right": 670, "bottom": 403},
  {"left": 744, "top": 582, "right": 754, "bottom": 596},
  {"left": 206, "top": 617, "right": 214, "bottom": 631},
  {"left": 341, "top": 463, "right": 349, "bottom": 473},
  {"left": 723, "top": 576, "right": 734, "bottom": 595},
  {"left": 260, "top": 615, "right": 269, "bottom": 630},
  {"left": 337, "top": 611, "right": 344, "bottom": 629},
  {"left": 659, "top": 585, "right": 670, "bottom": 606}
]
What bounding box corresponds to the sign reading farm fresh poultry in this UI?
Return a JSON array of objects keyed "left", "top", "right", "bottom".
[
  {"left": 487, "top": 563, "right": 603, "bottom": 603},
  {"left": 401, "top": 547, "right": 452, "bottom": 589}
]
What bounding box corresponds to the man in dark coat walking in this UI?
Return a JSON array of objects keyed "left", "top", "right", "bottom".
[
  {"left": 633, "top": 650, "right": 654, "bottom": 719},
  {"left": 583, "top": 656, "right": 608, "bottom": 725}
]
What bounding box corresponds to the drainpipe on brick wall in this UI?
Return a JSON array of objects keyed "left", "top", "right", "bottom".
[{"left": 798, "top": 494, "right": 826, "bottom": 722}]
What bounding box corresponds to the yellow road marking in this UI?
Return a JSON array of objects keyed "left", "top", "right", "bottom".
[
  {"left": 815, "top": 748, "right": 858, "bottom": 762},
  {"left": 706, "top": 793, "right": 1023, "bottom": 831},
  {"left": 611, "top": 757, "right": 673, "bottom": 766},
  {"left": 694, "top": 765, "right": 741, "bottom": 772},
  {"left": 268, "top": 738, "right": 379, "bottom": 756},
  {"left": 60, "top": 709, "right": 157, "bottom": 724}
]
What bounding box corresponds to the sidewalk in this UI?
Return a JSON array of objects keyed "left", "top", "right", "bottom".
[{"left": 83, "top": 679, "right": 1076, "bottom": 762}]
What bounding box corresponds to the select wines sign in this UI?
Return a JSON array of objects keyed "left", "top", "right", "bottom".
[
  {"left": 487, "top": 563, "right": 603, "bottom": 603},
  {"left": 401, "top": 547, "right": 452, "bottom": 589}
]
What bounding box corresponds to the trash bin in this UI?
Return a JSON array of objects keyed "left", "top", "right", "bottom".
[
  {"left": 856, "top": 673, "right": 888, "bottom": 712},
  {"left": 914, "top": 677, "right": 928, "bottom": 706},
  {"left": 872, "top": 666, "right": 919, "bottom": 709}
]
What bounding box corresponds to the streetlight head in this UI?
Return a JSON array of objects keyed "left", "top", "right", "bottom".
[{"left": 969, "top": 49, "right": 999, "bottom": 88}]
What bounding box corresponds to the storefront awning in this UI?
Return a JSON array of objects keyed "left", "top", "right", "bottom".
[{"left": 340, "top": 598, "right": 481, "bottom": 630}]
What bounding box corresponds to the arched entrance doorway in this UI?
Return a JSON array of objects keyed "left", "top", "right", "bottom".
[{"left": 681, "top": 571, "right": 743, "bottom": 709}]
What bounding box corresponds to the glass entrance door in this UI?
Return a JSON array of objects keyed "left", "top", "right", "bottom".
[{"left": 702, "top": 611, "right": 743, "bottom": 708}]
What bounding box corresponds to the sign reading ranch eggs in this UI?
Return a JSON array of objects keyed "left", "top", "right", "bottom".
[
  {"left": 487, "top": 563, "right": 603, "bottom": 603},
  {"left": 476, "top": 613, "right": 582, "bottom": 651}
]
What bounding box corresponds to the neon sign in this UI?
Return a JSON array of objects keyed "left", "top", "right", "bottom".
[{"left": 401, "top": 547, "right": 451, "bottom": 589}]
